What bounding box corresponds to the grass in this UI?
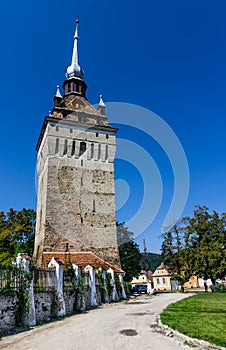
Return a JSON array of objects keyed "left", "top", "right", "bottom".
[{"left": 160, "top": 293, "right": 226, "bottom": 348}]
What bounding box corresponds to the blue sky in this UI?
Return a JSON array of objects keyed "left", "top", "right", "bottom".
[{"left": 0, "top": 1, "right": 225, "bottom": 253}]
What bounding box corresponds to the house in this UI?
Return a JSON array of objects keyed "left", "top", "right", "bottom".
[
  {"left": 152, "top": 263, "right": 177, "bottom": 291},
  {"left": 184, "top": 275, "right": 199, "bottom": 288},
  {"left": 131, "top": 270, "right": 153, "bottom": 287}
]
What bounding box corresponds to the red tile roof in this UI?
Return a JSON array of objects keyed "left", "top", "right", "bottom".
[{"left": 43, "top": 251, "right": 123, "bottom": 273}]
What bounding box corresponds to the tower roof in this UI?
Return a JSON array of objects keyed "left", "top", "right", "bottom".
[{"left": 66, "top": 19, "right": 84, "bottom": 80}]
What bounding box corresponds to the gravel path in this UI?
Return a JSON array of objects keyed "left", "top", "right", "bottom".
[{"left": 0, "top": 292, "right": 193, "bottom": 350}]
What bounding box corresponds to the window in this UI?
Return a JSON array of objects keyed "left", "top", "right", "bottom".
[
  {"left": 91, "top": 143, "right": 94, "bottom": 159},
  {"left": 71, "top": 140, "right": 76, "bottom": 156},
  {"left": 93, "top": 199, "right": 95, "bottom": 212},
  {"left": 156, "top": 278, "right": 160, "bottom": 284},
  {"left": 98, "top": 144, "right": 101, "bottom": 159},
  {"left": 105, "top": 145, "right": 108, "bottom": 160},
  {"left": 106, "top": 134, "right": 109, "bottom": 139},
  {"left": 162, "top": 278, "right": 166, "bottom": 284},
  {"left": 96, "top": 133, "right": 99, "bottom": 137},
  {"left": 63, "top": 140, "right": 68, "bottom": 155},
  {"left": 55, "top": 138, "right": 59, "bottom": 154},
  {"left": 79, "top": 142, "right": 86, "bottom": 156}
]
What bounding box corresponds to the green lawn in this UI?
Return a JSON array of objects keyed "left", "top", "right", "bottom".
[{"left": 160, "top": 293, "right": 226, "bottom": 348}]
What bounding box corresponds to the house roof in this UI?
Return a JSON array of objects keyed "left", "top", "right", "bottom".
[
  {"left": 152, "top": 262, "right": 171, "bottom": 277},
  {"left": 42, "top": 251, "right": 123, "bottom": 273}
]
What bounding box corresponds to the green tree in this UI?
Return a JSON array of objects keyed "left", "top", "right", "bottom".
[
  {"left": 117, "top": 222, "right": 141, "bottom": 282},
  {"left": 0, "top": 208, "right": 36, "bottom": 265},
  {"left": 183, "top": 205, "right": 226, "bottom": 284},
  {"left": 161, "top": 222, "right": 190, "bottom": 285},
  {"left": 161, "top": 206, "right": 226, "bottom": 285}
]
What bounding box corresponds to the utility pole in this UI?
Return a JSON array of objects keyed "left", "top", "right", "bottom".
[{"left": 143, "top": 239, "right": 149, "bottom": 284}]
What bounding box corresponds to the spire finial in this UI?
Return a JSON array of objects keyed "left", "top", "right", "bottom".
[
  {"left": 74, "top": 18, "right": 79, "bottom": 39},
  {"left": 66, "top": 18, "right": 84, "bottom": 80}
]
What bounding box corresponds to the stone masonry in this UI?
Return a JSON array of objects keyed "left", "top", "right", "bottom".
[{"left": 33, "top": 100, "right": 120, "bottom": 268}]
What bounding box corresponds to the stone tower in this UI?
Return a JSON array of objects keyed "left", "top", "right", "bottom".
[{"left": 33, "top": 20, "right": 120, "bottom": 268}]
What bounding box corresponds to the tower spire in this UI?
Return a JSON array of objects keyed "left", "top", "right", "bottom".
[{"left": 66, "top": 19, "right": 84, "bottom": 80}]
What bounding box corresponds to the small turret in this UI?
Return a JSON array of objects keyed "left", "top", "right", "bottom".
[
  {"left": 53, "top": 85, "right": 63, "bottom": 106},
  {"left": 97, "top": 95, "right": 106, "bottom": 115}
]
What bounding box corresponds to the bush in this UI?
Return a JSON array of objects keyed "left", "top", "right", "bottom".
[{"left": 213, "top": 284, "right": 226, "bottom": 293}]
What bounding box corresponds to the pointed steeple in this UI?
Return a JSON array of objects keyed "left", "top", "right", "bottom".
[
  {"left": 66, "top": 19, "right": 84, "bottom": 80},
  {"left": 97, "top": 95, "right": 106, "bottom": 115},
  {"left": 53, "top": 85, "right": 63, "bottom": 106},
  {"left": 55, "top": 85, "right": 62, "bottom": 98},
  {"left": 63, "top": 19, "right": 87, "bottom": 98}
]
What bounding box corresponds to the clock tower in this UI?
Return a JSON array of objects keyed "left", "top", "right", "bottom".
[{"left": 33, "top": 20, "right": 120, "bottom": 268}]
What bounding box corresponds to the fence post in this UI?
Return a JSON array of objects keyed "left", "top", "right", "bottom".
[
  {"left": 119, "top": 273, "right": 127, "bottom": 299},
  {"left": 84, "top": 265, "right": 98, "bottom": 307},
  {"left": 48, "top": 258, "right": 66, "bottom": 317},
  {"left": 16, "top": 253, "right": 36, "bottom": 327},
  {"left": 107, "top": 268, "right": 119, "bottom": 302},
  {"left": 72, "top": 264, "right": 86, "bottom": 312}
]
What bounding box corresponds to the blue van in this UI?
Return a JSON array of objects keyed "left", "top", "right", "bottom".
[{"left": 132, "top": 284, "right": 147, "bottom": 294}]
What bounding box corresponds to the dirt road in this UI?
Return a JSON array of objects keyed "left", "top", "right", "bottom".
[{"left": 0, "top": 292, "right": 192, "bottom": 350}]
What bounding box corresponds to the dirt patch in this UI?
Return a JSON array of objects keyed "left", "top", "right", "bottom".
[{"left": 119, "top": 329, "right": 138, "bottom": 336}]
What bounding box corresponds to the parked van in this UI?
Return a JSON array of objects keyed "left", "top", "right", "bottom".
[{"left": 132, "top": 284, "right": 147, "bottom": 294}]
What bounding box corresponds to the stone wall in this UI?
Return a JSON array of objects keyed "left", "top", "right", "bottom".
[
  {"left": 0, "top": 293, "right": 18, "bottom": 332},
  {"left": 0, "top": 259, "right": 125, "bottom": 335},
  {"left": 34, "top": 292, "right": 55, "bottom": 324},
  {"left": 64, "top": 290, "right": 77, "bottom": 315},
  {"left": 0, "top": 287, "right": 111, "bottom": 334}
]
